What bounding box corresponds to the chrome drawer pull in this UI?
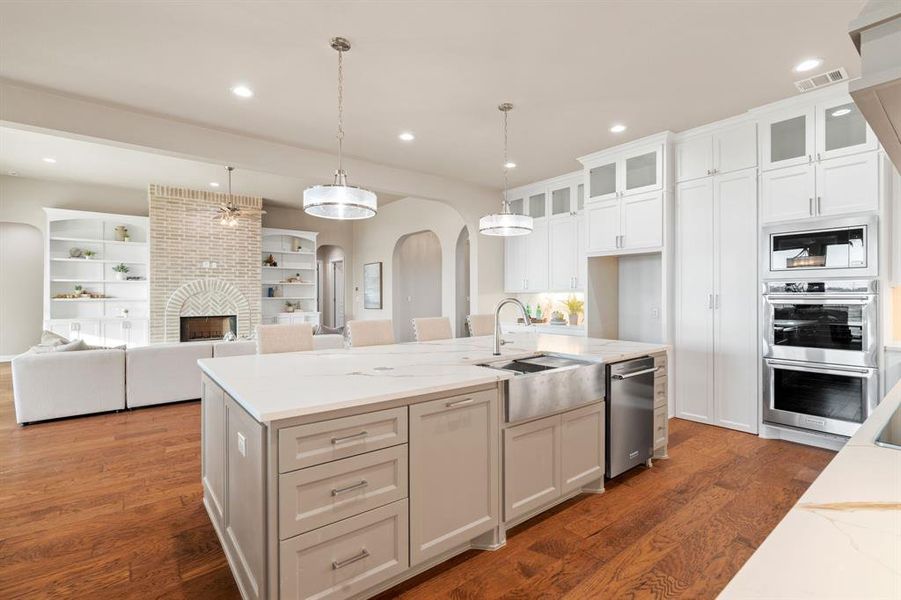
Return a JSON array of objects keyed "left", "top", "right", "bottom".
[
  {"left": 446, "top": 397, "right": 474, "bottom": 408},
  {"left": 331, "top": 479, "right": 368, "bottom": 496},
  {"left": 332, "top": 548, "right": 369, "bottom": 570},
  {"left": 331, "top": 430, "right": 368, "bottom": 445}
]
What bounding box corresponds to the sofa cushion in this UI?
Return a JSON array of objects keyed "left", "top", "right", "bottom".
[
  {"left": 30, "top": 339, "right": 88, "bottom": 354},
  {"left": 125, "top": 342, "right": 213, "bottom": 408}
]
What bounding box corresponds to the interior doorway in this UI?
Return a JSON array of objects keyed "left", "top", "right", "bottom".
[
  {"left": 455, "top": 226, "right": 470, "bottom": 337},
  {"left": 316, "top": 245, "right": 346, "bottom": 329},
  {"left": 392, "top": 230, "right": 442, "bottom": 342}
]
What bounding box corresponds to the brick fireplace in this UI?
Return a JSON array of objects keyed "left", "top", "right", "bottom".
[{"left": 148, "top": 185, "right": 262, "bottom": 343}]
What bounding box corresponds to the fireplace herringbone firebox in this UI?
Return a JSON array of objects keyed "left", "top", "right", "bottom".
[{"left": 180, "top": 316, "right": 237, "bottom": 342}]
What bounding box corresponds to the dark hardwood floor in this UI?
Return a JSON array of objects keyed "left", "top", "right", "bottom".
[{"left": 0, "top": 362, "right": 835, "bottom": 599}]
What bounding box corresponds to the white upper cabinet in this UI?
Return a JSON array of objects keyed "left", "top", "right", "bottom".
[
  {"left": 586, "top": 199, "right": 620, "bottom": 253},
  {"left": 760, "top": 164, "right": 816, "bottom": 223},
  {"left": 588, "top": 160, "right": 618, "bottom": 202},
  {"left": 675, "top": 122, "right": 757, "bottom": 183},
  {"left": 816, "top": 152, "right": 880, "bottom": 217},
  {"left": 815, "top": 98, "right": 878, "bottom": 162},
  {"left": 503, "top": 234, "right": 527, "bottom": 293},
  {"left": 621, "top": 191, "right": 663, "bottom": 251},
  {"left": 760, "top": 107, "right": 816, "bottom": 171},
  {"left": 760, "top": 94, "right": 877, "bottom": 172},
  {"left": 549, "top": 184, "right": 573, "bottom": 219},
  {"left": 586, "top": 142, "right": 663, "bottom": 200},
  {"left": 524, "top": 220, "right": 549, "bottom": 292}
]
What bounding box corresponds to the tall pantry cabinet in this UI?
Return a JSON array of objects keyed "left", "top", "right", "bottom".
[{"left": 674, "top": 121, "right": 759, "bottom": 433}]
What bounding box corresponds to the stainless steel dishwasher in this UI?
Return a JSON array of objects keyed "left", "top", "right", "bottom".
[{"left": 606, "top": 356, "right": 656, "bottom": 478}]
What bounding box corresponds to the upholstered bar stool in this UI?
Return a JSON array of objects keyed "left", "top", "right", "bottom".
[
  {"left": 466, "top": 314, "right": 495, "bottom": 337},
  {"left": 412, "top": 317, "right": 453, "bottom": 342},
  {"left": 345, "top": 319, "right": 396, "bottom": 348},
  {"left": 255, "top": 323, "right": 314, "bottom": 354}
]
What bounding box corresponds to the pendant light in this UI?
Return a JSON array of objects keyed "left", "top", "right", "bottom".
[
  {"left": 479, "top": 103, "right": 532, "bottom": 236},
  {"left": 303, "top": 37, "right": 378, "bottom": 220}
]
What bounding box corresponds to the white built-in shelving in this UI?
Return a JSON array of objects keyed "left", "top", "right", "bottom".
[
  {"left": 260, "top": 227, "right": 320, "bottom": 327},
  {"left": 43, "top": 208, "right": 150, "bottom": 347}
]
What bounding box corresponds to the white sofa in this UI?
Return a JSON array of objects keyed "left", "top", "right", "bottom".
[
  {"left": 125, "top": 341, "right": 213, "bottom": 408},
  {"left": 12, "top": 349, "right": 125, "bottom": 424},
  {"left": 212, "top": 334, "right": 345, "bottom": 357}
]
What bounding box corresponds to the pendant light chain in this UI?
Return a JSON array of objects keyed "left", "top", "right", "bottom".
[{"left": 336, "top": 46, "right": 344, "bottom": 173}]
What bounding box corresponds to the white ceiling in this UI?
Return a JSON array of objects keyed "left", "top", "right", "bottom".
[
  {"left": 0, "top": 1, "right": 869, "bottom": 189},
  {"left": 0, "top": 126, "right": 402, "bottom": 207}
]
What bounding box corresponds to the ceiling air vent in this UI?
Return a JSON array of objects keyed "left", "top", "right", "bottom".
[{"left": 794, "top": 67, "right": 848, "bottom": 93}]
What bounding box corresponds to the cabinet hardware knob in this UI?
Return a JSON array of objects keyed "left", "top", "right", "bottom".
[{"left": 332, "top": 549, "right": 370, "bottom": 570}]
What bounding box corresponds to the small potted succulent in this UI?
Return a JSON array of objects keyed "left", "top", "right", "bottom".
[
  {"left": 112, "top": 263, "right": 130, "bottom": 280},
  {"left": 74, "top": 284, "right": 89, "bottom": 298},
  {"left": 83, "top": 250, "right": 96, "bottom": 260},
  {"left": 284, "top": 301, "right": 296, "bottom": 313}
]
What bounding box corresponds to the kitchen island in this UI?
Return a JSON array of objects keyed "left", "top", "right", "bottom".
[
  {"left": 719, "top": 378, "right": 901, "bottom": 599},
  {"left": 197, "top": 332, "right": 670, "bottom": 600}
]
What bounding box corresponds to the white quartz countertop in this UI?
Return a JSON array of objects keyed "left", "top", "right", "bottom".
[
  {"left": 719, "top": 381, "right": 901, "bottom": 600},
  {"left": 197, "top": 332, "right": 667, "bottom": 423}
]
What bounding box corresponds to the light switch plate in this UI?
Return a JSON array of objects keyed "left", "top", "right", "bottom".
[{"left": 237, "top": 432, "right": 246, "bottom": 457}]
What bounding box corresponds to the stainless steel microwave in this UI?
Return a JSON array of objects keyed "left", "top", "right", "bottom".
[{"left": 762, "top": 215, "right": 878, "bottom": 279}]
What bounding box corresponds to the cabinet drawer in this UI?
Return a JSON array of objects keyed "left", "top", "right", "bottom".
[
  {"left": 279, "top": 407, "right": 408, "bottom": 472},
  {"left": 654, "top": 377, "right": 667, "bottom": 409},
  {"left": 279, "top": 445, "right": 408, "bottom": 539},
  {"left": 280, "top": 499, "right": 408, "bottom": 600},
  {"left": 652, "top": 352, "right": 667, "bottom": 376},
  {"left": 654, "top": 406, "right": 668, "bottom": 450}
]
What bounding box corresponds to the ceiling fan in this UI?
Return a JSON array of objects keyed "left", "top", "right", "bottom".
[{"left": 213, "top": 166, "right": 266, "bottom": 227}]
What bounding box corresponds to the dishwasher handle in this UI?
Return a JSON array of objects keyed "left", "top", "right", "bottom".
[{"left": 611, "top": 367, "right": 657, "bottom": 380}]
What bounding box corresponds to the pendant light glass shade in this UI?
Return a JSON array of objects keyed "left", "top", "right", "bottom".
[
  {"left": 479, "top": 212, "right": 533, "bottom": 236},
  {"left": 304, "top": 37, "right": 377, "bottom": 220},
  {"left": 479, "top": 102, "right": 532, "bottom": 237},
  {"left": 303, "top": 170, "right": 377, "bottom": 220}
]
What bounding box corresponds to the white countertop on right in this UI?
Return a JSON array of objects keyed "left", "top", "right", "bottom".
[{"left": 719, "top": 380, "right": 901, "bottom": 599}]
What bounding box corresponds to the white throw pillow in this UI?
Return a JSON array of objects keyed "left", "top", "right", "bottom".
[
  {"left": 52, "top": 339, "right": 88, "bottom": 352},
  {"left": 39, "top": 330, "right": 69, "bottom": 346}
]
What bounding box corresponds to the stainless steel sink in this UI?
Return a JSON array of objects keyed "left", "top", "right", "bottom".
[{"left": 477, "top": 353, "right": 605, "bottom": 423}]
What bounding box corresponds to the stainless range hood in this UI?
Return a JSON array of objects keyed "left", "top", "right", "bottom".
[{"left": 849, "top": 2, "right": 901, "bottom": 171}]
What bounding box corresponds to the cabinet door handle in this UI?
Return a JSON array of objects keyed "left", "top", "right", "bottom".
[
  {"left": 816, "top": 196, "right": 822, "bottom": 215},
  {"left": 706, "top": 169, "right": 711, "bottom": 175},
  {"left": 331, "top": 480, "right": 369, "bottom": 496},
  {"left": 808, "top": 154, "right": 813, "bottom": 164},
  {"left": 332, "top": 548, "right": 370, "bottom": 570},
  {"left": 715, "top": 294, "right": 720, "bottom": 309},
  {"left": 809, "top": 197, "right": 814, "bottom": 216},
  {"left": 817, "top": 152, "right": 821, "bottom": 162},
  {"left": 708, "top": 294, "right": 714, "bottom": 309},
  {"left": 331, "top": 430, "right": 368, "bottom": 445},
  {"left": 446, "top": 397, "right": 474, "bottom": 408}
]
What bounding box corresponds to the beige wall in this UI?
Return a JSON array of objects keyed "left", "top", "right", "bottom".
[
  {"left": 0, "top": 222, "right": 43, "bottom": 355},
  {"left": 352, "top": 197, "right": 472, "bottom": 336}
]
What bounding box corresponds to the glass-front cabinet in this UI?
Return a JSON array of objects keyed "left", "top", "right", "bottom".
[
  {"left": 585, "top": 143, "right": 663, "bottom": 201},
  {"left": 760, "top": 95, "right": 876, "bottom": 171},
  {"left": 815, "top": 99, "right": 877, "bottom": 161}
]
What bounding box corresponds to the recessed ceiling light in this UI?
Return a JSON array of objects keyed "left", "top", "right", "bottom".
[
  {"left": 209, "top": 182, "right": 220, "bottom": 188},
  {"left": 610, "top": 124, "right": 627, "bottom": 133},
  {"left": 231, "top": 84, "right": 254, "bottom": 98},
  {"left": 794, "top": 58, "right": 822, "bottom": 73},
  {"left": 504, "top": 161, "right": 517, "bottom": 169},
  {"left": 831, "top": 108, "right": 851, "bottom": 117},
  {"left": 398, "top": 131, "right": 415, "bottom": 142},
  {"left": 42, "top": 157, "right": 57, "bottom": 163}
]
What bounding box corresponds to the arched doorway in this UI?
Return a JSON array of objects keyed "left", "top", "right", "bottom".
[
  {"left": 392, "top": 230, "right": 441, "bottom": 342},
  {"left": 316, "top": 245, "right": 346, "bottom": 329},
  {"left": 455, "top": 226, "right": 470, "bottom": 337}
]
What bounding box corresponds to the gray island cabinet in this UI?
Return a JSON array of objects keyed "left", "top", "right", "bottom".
[{"left": 198, "top": 334, "right": 669, "bottom": 599}]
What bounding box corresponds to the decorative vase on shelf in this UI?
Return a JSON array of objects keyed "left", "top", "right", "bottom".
[
  {"left": 116, "top": 272, "right": 125, "bottom": 281},
  {"left": 114, "top": 225, "right": 128, "bottom": 242},
  {"left": 569, "top": 313, "right": 580, "bottom": 326}
]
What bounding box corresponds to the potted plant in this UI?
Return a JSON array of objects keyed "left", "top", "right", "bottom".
[
  {"left": 562, "top": 296, "right": 585, "bottom": 326},
  {"left": 74, "top": 284, "right": 88, "bottom": 298},
  {"left": 83, "top": 250, "right": 96, "bottom": 260},
  {"left": 112, "top": 263, "right": 130, "bottom": 280},
  {"left": 284, "top": 301, "right": 296, "bottom": 313}
]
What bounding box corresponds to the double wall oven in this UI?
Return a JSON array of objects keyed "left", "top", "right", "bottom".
[{"left": 762, "top": 216, "right": 880, "bottom": 438}]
